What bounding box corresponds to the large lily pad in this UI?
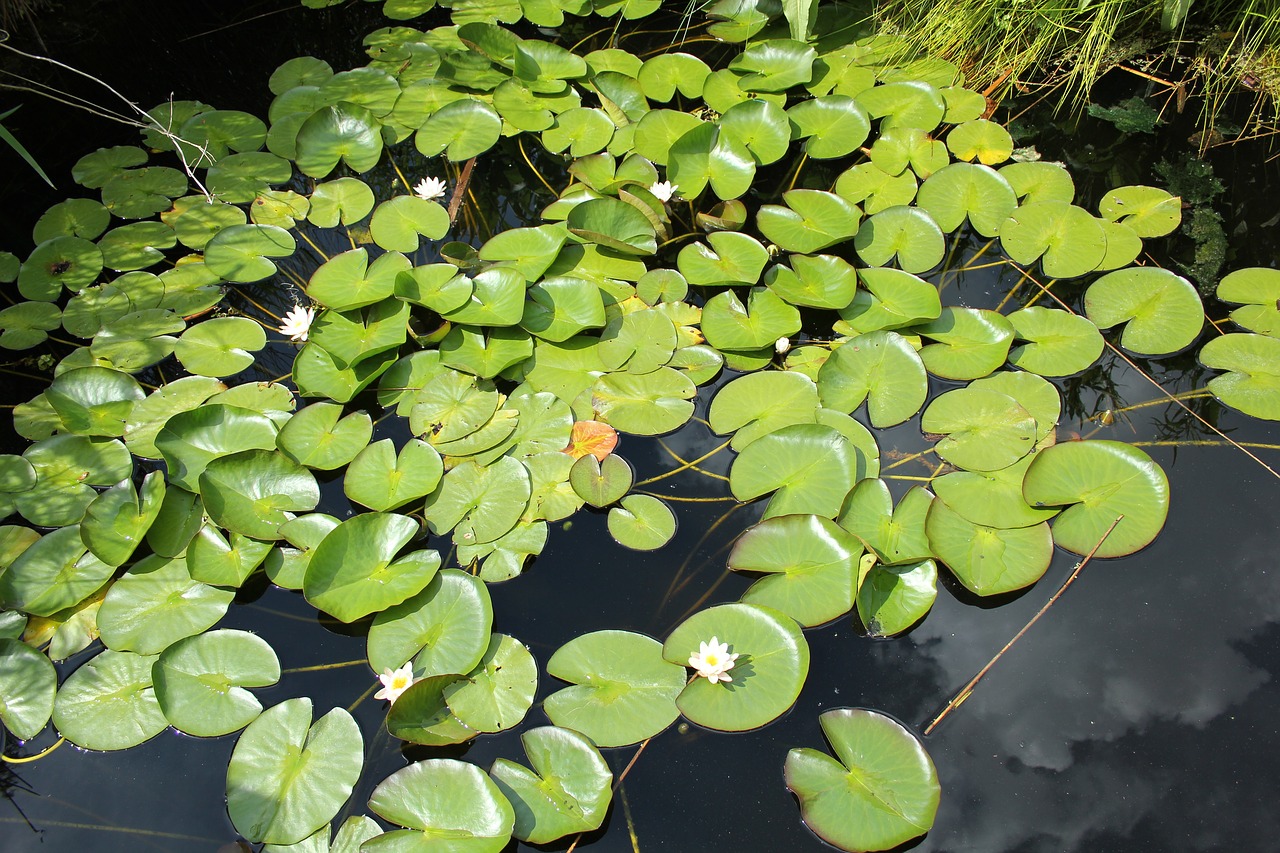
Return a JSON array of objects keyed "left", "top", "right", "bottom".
[
  {"left": 1022, "top": 440, "right": 1170, "bottom": 558},
  {"left": 926, "top": 499, "right": 1053, "bottom": 595},
  {"left": 1200, "top": 332, "right": 1280, "bottom": 419},
  {"left": 662, "top": 602, "right": 809, "bottom": 732},
  {"left": 276, "top": 402, "right": 373, "bottom": 470},
  {"left": 443, "top": 633, "right": 537, "bottom": 733},
  {"left": 729, "top": 514, "right": 861, "bottom": 627},
  {"left": 785, "top": 708, "right": 940, "bottom": 852},
  {"left": 226, "top": 698, "right": 363, "bottom": 845},
  {"left": 304, "top": 512, "right": 439, "bottom": 622},
  {"left": 817, "top": 331, "right": 928, "bottom": 428},
  {"left": 1084, "top": 266, "right": 1203, "bottom": 355},
  {"left": 730, "top": 423, "right": 867, "bottom": 520},
  {"left": 921, "top": 387, "right": 1036, "bottom": 472},
  {"left": 368, "top": 569, "right": 493, "bottom": 675},
  {"left": 52, "top": 650, "right": 167, "bottom": 750},
  {"left": 0, "top": 638, "right": 57, "bottom": 740},
  {"left": 97, "top": 553, "right": 234, "bottom": 653},
  {"left": 199, "top": 449, "right": 321, "bottom": 541},
  {"left": 544, "top": 630, "right": 685, "bottom": 747},
  {"left": 153, "top": 629, "right": 281, "bottom": 737},
  {"left": 490, "top": 726, "right": 614, "bottom": 845},
  {"left": 837, "top": 480, "right": 935, "bottom": 566},
  {"left": 365, "top": 759, "right": 514, "bottom": 853}
]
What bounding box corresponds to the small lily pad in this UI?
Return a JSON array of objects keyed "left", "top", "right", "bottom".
[
  {"left": 53, "top": 649, "right": 167, "bottom": 750},
  {"left": 366, "top": 759, "right": 514, "bottom": 853},
  {"left": 153, "top": 629, "right": 281, "bottom": 737},
  {"left": 0, "top": 638, "right": 57, "bottom": 740},
  {"left": 607, "top": 494, "right": 676, "bottom": 550},
  {"left": 490, "top": 726, "right": 614, "bottom": 845},
  {"left": 730, "top": 514, "right": 861, "bottom": 628},
  {"left": 443, "top": 633, "right": 537, "bottom": 733},
  {"left": 367, "top": 569, "right": 493, "bottom": 676},
  {"left": 304, "top": 512, "right": 439, "bottom": 622}
]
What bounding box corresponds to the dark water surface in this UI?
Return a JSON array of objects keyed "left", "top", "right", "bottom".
[{"left": 2, "top": 3, "right": 1279, "bottom": 852}]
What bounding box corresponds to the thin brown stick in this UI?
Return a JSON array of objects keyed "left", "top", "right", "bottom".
[
  {"left": 924, "top": 514, "right": 1124, "bottom": 735},
  {"left": 447, "top": 157, "right": 477, "bottom": 227},
  {"left": 565, "top": 738, "right": 652, "bottom": 853}
]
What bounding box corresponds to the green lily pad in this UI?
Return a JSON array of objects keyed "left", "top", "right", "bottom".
[
  {"left": 424, "top": 456, "right": 531, "bottom": 544},
  {"left": 101, "top": 167, "right": 188, "bottom": 219},
  {"left": 174, "top": 317, "right": 266, "bottom": 377},
  {"left": 204, "top": 223, "right": 297, "bottom": 283},
  {"left": 226, "top": 698, "right": 363, "bottom": 845},
  {"left": 1006, "top": 306, "right": 1105, "bottom": 376},
  {"left": 33, "top": 198, "right": 111, "bottom": 243},
  {"left": 569, "top": 452, "right": 633, "bottom": 507},
  {"left": 702, "top": 287, "right": 801, "bottom": 352},
  {"left": 1098, "top": 184, "right": 1181, "bottom": 237},
  {"left": 716, "top": 98, "right": 791, "bottom": 166},
  {"left": 0, "top": 301, "right": 62, "bottom": 350},
  {"left": 370, "top": 196, "right": 450, "bottom": 252},
  {"left": 633, "top": 109, "right": 705, "bottom": 165},
  {"left": 416, "top": 97, "right": 502, "bottom": 160},
  {"left": 853, "top": 206, "right": 945, "bottom": 273},
  {"left": 155, "top": 403, "right": 279, "bottom": 490},
  {"left": 817, "top": 331, "right": 928, "bottom": 428},
  {"left": 567, "top": 197, "right": 657, "bottom": 256},
  {"left": 153, "top": 629, "right": 281, "bottom": 737},
  {"left": 0, "top": 638, "right": 57, "bottom": 740},
  {"left": 1084, "top": 266, "right": 1203, "bottom": 355},
  {"left": 858, "top": 559, "right": 937, "bottom": 637},
  {"left": 1022, "top": 440, "right": 1170, "bottom": 558},
  {"left": 0, "top": 525, "right": 113, "bottom": 617},
  {"left": 80, "top": 470, "right": 165, "bottom": 566},
  {"left": 276, "top": 402, "right": 373, "bottom": 470},
  {"left": 590, "top": 367, "right": 696, "bottom": 435},
  {"left": 856, "top": 80, "right": 946, "bottom": 130},
  {"left": 731, "top": 423, "right": 867, "bottom": 520},
  {"left": 311, "top": 298, "right": 411, "bottom": 369},
  {"left": 491, "top": 726, "right": 613, "bottom": 844},
  {"left": 207, "top": 152, "right": 293, "bottom": 203},
  {"left": 292, "top": 344, "right": 398, "bottom": 404},
  {"left": 304, "top": 512, "right": 439, "bottom": 622},
  {"left": 163, "top": 196, "right": 248, "bottom": 250},
  {"left": 869, "top": 127, "right": 949, "bottom": 180},
  {"left": 834, "top": 162, "right": 918, "bottom": 215},
  {"left": 765, "top": 253, "right": 859, "bottom": 310},
  {"left": 946, "top": 118, "right": 1014, "bottom": 165},
  {"left": 667, "top": 122, "right": 756, "bottom": 200},
  {"left": 608, "top": 494, "right": 676, "bottom": 550},
  {"left": 199, "top": 449, "right": 320, "bottom": 540},
  {"left": 1000, "top": 160, "right": 1076, "bottom": 204},
  {"left": 144, "top": 488, "right": 206, "bottom": 557},
  {"left": 307, "top": 247, "right": 412, "bottom": 311},
  {"left": 926, "top": 498, "right": 1054, "bottom": 595},
  {"left": 14, "top": 434, "right": 131, "bottom": 527},
  {"left": 296, "top": 103, "right": 385, "bottom": 178},
  {"left": 787, "top": 95, "right": 871, "bottom": 158},
  {"left": 365, "top": 759, "right": 514, "bottom": 852},
  {"left": 97, "top": 553, "right": 234, "bottom": 652},
  {"left": 368, "top": 568, "right": 493, "bottom": 675},
  {"left": 916, "top": 162, "right": 1018, "bottom": 236},
  {"left": 638, "top": 52, "right": 712, "bottom": 101},
  {"left": 385, "top": 674, "right": 480, "bottom": 748},
  {"left": 186, "top": 525, "right": 273, "bottom": 588},
  {"left": 1200, "top": 332, "right": 1280, "bottom": 419},
  {"left": 72, "top": 146, "right": 148, "bottom": 189},
  {"left": 999, "top": 201, "right": 1107, "bottom": 279},
  {"left": 662, "top": 602, "right": 809, "bottom": 732},
  {"left": 729, "top": 514, "right": 861, "bottom": 627},
  {"left": 52, "top": 650, "right": 167, "bottom": 750},
  {"left": 708, "top": 370, "right": 820, "bottom": 451},
  {"left": 838, "top": 267, "right": 941, "bottom": 335},
  {"left": 1217, "top": 267, "right": 1280, "bottom": 336},
  {"left": 308, "top": 177, "right": 376, "bottom": 227},
  {"left": 785, "top": 708, "right": 940, "bottom": 852},
  {"left": 758, "top": 190, "right": 861, "bottom": 254},
  {"left": 932, "top": 454, "right": 1060, "bottom": 530},
  {"left": 94, "top": 222, "right": 174, "bottom": 273},
  {"left": 544, "top": 630, "right": 685, "bottom": 747},
  {"left": 18, "top": 235, "right": 104, "bottom": 302},
  {"left": 44, "top": 366, "right": 144, "bottom": 437},
  {"left": 921, "top": 386, "right": 1036, "bottom": 471},
  {"left": 837, "top": 480, "right": 935, "bottom": 566},
  {"left": 443, "top": 633, "right": 537, "bottom": 733},
  {"left": 440, "top": 266, "right": 527, "bottom": 326},
  {"left": 677, "top": 230, "right": 769, "bottom": 287},
  {"left": 917, "top": 307, "right": 1015, "bottom": 380},
  {"left": 521, "top": 275, "right": 607, "bottom": 341}
]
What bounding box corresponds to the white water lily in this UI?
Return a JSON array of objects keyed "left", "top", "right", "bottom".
[
  {"left": 650, "top": 180, "right": 678, "bottom": 202},
  {"left": 277, "top": 304, "right": 316, "bottom": 342},
  {"left": 775, "top": 336, "right": 791, "bottom": 355},
  {"left": 374, "top": 663, "right": 416, "bottom": 704},
  {"left": 688, "top": 636, "right": 739, "bottom": 684},
  {"left": 413, "top": 176, "right": 448, "bottom": 201}
]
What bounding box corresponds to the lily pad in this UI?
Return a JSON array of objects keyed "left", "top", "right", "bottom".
[
  {"left": 1098, "top": 184, "right": 1181, "bottom": 237},
  {"left": 174, "top": 317, "right": 266, "bottom": 377},
  {"left": 0, "top": 524, "right": 113, "bottom": 617},
  {"left": 663, "top": 602, "right": 809, "bottom": 732},
  {"left": 308, "top": 177, "right": 376, "bottom": 227},
  {"left": 370, "top": 196, "right": 450, "bottom": 252},
  {"left": 608, "top": 494, "right": 676, "bottom": 550},
  {"left": 53, "top": 650, "right": 167, "bottom": 750},
  {"left": 926, "top": 499, "right": 1053, "bottom": 595},
  {"left": 97, "top": 554, "right": 234, "bottom": 653},
  {"left": 153, "top": 629, "right": 281, "bottom": 737},
  {"left": 1084, "top": 266, "right": 1203, "bottom": 355},
  {"left": 226, "top": 698, "right": 363, "bottom": 845},
  {"left": 1022, "top": 440, "right": 1170, "bottom": 558},
  {"left": 416, "top": 97, "right": 502, "bottom": 160},
  {"left": 368, "top": 568, "right": 493, "bottom": 675},
  {"left": 295, "top": 103, "right": 385, "bottom": 177},
  {"left": 366, "top": 759, "right": 514, "bottom": 853},
  {"left": 18, "top": 235, "right": 104, "bottom": 302},
  {"left": 667, "top": 122, "right": 756, "bottom": 200},
  {"left": 0, "top": 638, "right": 57, "bottom": 740},
  {"left": 932, "top": 454, "right": 1060, "bottom": 530},
  {"left": 277, "top": 402, "right": 373, "bottom": 470},
  {"left": 1006, "top": 306, "right": 1105, "bottom": 376},
  {"left": 765, "top": 253, "right": 859, "bottom": 310},
  {"left": 544, "top": 630, "right": 685, "bottom": 747},
  {"left": 443, "top": 633, "right": 537, "bottom": 733},
  {"left": 787, "top": 95, "right": 871, "bottom": 158},
  {"left": 1200, "top": 332, "right": 1280, "bottom": 419},
  {"left": 817, "top": 331, "right": 928, "bottom": 428},
  {"left": 731, "top": 423, "right": 866, "bottom": 520},
  {"left": 424, "top": 456, "right": 531, "bottom": 544},
  {"left": 758, "top": 190, "right": 861, "bottom": 254},
  {"left": 853, "top": 206, "right": 945, "bottom": 273},
  {"left": 729, "top": 514, "right": 861, "bottom": 627},
  {"left": 857, "top": 559, "right": 937, "bottom": 637},
  {"left": 917, "top": 307, "right": 1015, "bottom": 380},
  {"left": 304, "top": 512, "right": 439, "bottom": 622},
  {"left": 837, "top": 480, "right": 935, "bottom": 566},
  {"left": 200, "top": 449, "right": 320, "bottom": 540},
  {"left": 80, "top": 471, "right": 166, "bottom": 566},
  {"left": 999, "top": 201, "right": 1107, "bottom": 279},
  {"left": 702, "top": 287, "right": 801, "bottom": 352},
  {"left": 569, "top": 452, "right": 633, "bottom": 507},
  {"left": 567, "top": 197, "right": 657, "bottom": 256},
  {"left": 490, "top": 726, "right": 613, "bottom": 844},
  {"left": 916, "top": 162, "right": 1017, "bottom": 237},
  {"left": 708, "top": 370, "right": 820, "bottom": 451},
  {"left": 591, "top": 367, "right": 696, "bottom": 435},
  {"left": 921, "top": 386, "right": 1036, "bottom": 471},
  {"left": 204, "top": 223, "right": 297, "bottom": 283},
  {"left": 785, "top": 708, "right": 940, "bottom": 852}
]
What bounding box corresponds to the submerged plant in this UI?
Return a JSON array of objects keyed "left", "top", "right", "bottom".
[{"left": 0, "top": 1, "right": 1276, "bottom": 851}]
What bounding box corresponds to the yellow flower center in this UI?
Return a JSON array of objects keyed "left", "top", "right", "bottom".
[{"left": 705, "top": 653, "right": 720, "bottom": 666}]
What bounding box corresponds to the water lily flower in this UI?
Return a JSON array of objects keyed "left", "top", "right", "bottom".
[
  {"left": 413, "top": 176, "right": 448, "bottom": 201},
  {"left": 277, "top": 304, "right": 316, "bottom": 342},
  {"left": 650, "top": 180, "right": 678, "bottom": 202},
  {"left": 688, "top": 636, "right": 738, "bottom": 684},
  {"left": 374, "top": 663, "right": 416, "bottom": 704},
  {"left": 775, "top": 336, "right": 791, "bottom": 355}
]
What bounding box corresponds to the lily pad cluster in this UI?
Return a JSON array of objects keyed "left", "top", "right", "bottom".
[{"left": 0, "top": 0, "right": 1262, "bottom": 850}]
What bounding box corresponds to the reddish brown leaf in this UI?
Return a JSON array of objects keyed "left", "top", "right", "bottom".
[{"left": 563, "top": 420, "right": 619, "bottom": 462}]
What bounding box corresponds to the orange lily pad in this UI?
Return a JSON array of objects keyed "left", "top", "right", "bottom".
[{"left": 562, "top": 420, "right": 619, "bottom": 462}]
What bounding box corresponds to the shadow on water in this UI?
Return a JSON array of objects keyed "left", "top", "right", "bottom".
[{"left": 2, "top": 3, "right": 1280, "bottom": 852}]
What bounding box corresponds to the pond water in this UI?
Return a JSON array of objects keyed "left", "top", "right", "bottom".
[{"left": 2, "top": 3, "right": 1280, "bottom": 852}]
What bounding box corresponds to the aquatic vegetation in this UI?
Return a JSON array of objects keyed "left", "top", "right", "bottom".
[{"left": 1, "top": 0, "right": 1278, "bottom": 850}]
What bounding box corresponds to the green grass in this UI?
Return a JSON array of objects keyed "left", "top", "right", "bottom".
[{"left": 873, "top": 0, "right": 1280, "bottom": 141}]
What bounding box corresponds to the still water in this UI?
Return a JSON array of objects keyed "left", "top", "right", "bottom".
[{"left": 2, "top": 3, "right": 1278, "bottom": 851}]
